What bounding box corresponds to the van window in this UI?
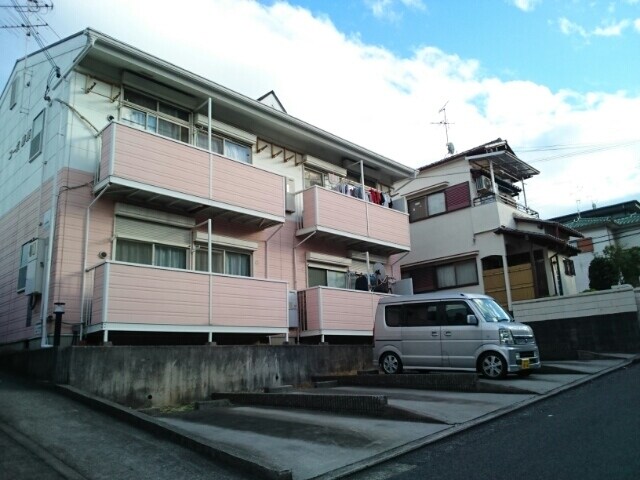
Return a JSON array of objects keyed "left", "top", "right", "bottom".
[
  {"left": 405, "top": 303, "right": 438, "bottom": 327},
  {"left": 443, "top": 301, "right": 473, "bottom": 326},
  {"left": 385, "top": 305, "right": 402, "bottom": 327}
]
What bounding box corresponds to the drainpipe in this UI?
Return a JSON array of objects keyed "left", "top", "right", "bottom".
[
  {"left": 79, "top": 184, "right": 109, "bottom": 333},
  {"left": 40, "top": 87, "right": 68, "bottom": 348}
]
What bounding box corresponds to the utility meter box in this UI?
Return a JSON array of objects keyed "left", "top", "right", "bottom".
[{"left": 25, "top": 238, "right": 47, "bottom": 295}]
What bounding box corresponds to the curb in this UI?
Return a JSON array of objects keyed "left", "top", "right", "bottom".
[
  {"left": 55, "top": 384, "right": 292, "bottom": 480},
  {"left": 312, "top": 355, "right": 640, "bottom": 479}
]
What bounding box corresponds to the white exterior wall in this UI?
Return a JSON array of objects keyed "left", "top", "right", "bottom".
[
  {"left": 0, "top": 35, "right": 88, "bottom": 217},
  {"left": 512, "top": 285, "right": 637, "bottom": 323},
  {"left": 616, "top": 226, "right": 640, "bottom": 249}
]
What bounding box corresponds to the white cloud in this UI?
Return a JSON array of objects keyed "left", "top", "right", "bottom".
[
  {"left": 592, "top": 19, "right": 631, "bottom": 36},
  {"left": 31, "top": 0, "right": 640, "bottom": 218},
  {"left": 365, "top": 0, "right": 425, "bottom": 21},
  {"left": 558, "top": 17, "right": 635, "bottom": 38},
  {"left": 634, "top": 18, "right": 640, "bottom": 32},
  {"left": 509, "top": 0, "right": 542, "bottom": 12},
  {"left": 558, "top": 17, "right": 589, "bottom": 37}
]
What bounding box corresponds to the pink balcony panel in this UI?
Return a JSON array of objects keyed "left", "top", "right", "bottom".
[
  {"left": 301, "top": 287, "right": 387, "bottom": 335},
  {"left": 300, "top": 187, "right": 410, "bottom": 252},
  {"left": 99, "top": 123, "right": 285, "bottom": 219},
  {"left": 90, "top": 262, "right": 287, "bottom": 330}
]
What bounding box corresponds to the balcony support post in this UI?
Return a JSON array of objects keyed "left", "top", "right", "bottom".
[
  {"left": 489, "top": 159, "right": 497, "bottom": 195},
  {"left": 520, "top": 177, "right": 528, "bottom": 208},
  {"left": 365, "top": 251, "right": 371, "bottom": 290},
  {"left": 208, "top": 98, "right": 213, "bottom": 199},
  {"left": 208, "top": 218, "right": 212, "bottom": 326}
]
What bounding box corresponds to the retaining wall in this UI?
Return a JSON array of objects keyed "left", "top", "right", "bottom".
[
  {"left": 513, "top": 286, "right": 640, "bottom": 360},
  {"left": 0, "top": 345, "right": 372, "bottom": 408}
]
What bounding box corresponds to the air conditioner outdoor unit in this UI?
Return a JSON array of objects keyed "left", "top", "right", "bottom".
[{"left": 475, "top": 176, "right": 492, "bottom": 192}]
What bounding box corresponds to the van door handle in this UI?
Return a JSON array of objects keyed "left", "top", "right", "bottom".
[
  {"left": 444, "top": 331, "right": 452, "bottom": 336},
  {"left": 431, "top": 331, "right": 439, "bottom": 337}
]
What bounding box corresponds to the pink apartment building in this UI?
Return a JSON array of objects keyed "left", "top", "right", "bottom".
[{"left": 0, "top": 29, "right": 414, "bottom": 350}]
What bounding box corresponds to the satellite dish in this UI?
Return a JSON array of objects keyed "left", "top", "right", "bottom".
[
  {"left": 447, "top": 142, "right": 455, "bottom": 154},
  {"left": 373, "top": 262, "right": 386, "bottom": 279}
]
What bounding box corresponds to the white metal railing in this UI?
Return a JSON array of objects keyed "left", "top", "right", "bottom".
[{"left": 473, "top": 192, "right": 539, "bottom": 217}]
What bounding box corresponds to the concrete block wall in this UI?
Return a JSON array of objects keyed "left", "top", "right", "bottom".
[{"left": 1, "top": 345, "right": 373, "bottom": 408}]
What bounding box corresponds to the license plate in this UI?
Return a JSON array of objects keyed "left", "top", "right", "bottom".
[{"left": 521, "top": 358, "right": 530, "bottom": 369}]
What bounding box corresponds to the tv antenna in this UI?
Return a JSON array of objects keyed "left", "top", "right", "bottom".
[{"left": 431, "top": 101, "right": 455, "bottom": 155}]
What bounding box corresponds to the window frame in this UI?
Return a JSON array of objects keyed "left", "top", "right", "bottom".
[
  {"left": 402, "top": 258, "right": 479, "bottom": 293},
  {"left": 120, "top": 88, "right": 191, "bottom": 144},
  {"left": 115, "top": 238, "right": 188, "bottom": 270},
  {"left": 307, "top": 265, "right": 348, "bottom": 289},
  {"left": 17, "top": 242, "right": 31, "bottom": 293},
  {"left": 194, "top": 244, "right": 252, "bottom": 277},
  {"left": 195, "top": 129, "right": 252, "bottom": 164},
  {"left": 409, "top": 190, "right": 447, "bottom": 222},
  {"left": 29, "top": 110, "right": 45, "bottom": 162}
]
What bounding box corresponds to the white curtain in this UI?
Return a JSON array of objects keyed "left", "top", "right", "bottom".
[
  {"left": 116, "top": 239, "right": 152, "bottom": 265},
  {"left": 436, "top": 264, "right": 456, "bottom": 288},
  {"left": 455, "top": 261, "right": 478, "bottom": 285},
  {"left": 154, "top": 245, "right": 186, "bottom": 269}
]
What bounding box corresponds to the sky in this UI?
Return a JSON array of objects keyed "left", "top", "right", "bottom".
[{"left": 1, "top": 0, "right": 639, "bottom": 218}]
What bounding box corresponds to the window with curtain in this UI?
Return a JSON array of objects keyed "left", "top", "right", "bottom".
[
  {"left": 121, "top": 88, "right": 190, "bottom": 143},
  {"left": 308, "top": 267, "right": 347, "bottom": 288},
  {"left": 196, "top": 130, "right": 251, "bottom": 164},
  {"left": 403, "top": 258, "right": 478, "bottom": 292},
  {"left": 116, "top": 239, "right": 187, "bottom": 269},
  {"left": 195, "top": 246, "right": 251, "bottom": 277}
]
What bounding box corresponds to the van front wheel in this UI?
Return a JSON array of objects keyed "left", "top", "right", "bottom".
[
  {"left": 479, "top": 352, "right": 507, "bottom": 379},
  {"left": 381, "top": 352, "right": 403, "bottom": 374}
]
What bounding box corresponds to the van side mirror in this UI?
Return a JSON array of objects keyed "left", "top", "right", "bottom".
[{"left": 467, "top": 314, "right": 478, "bottom": 325}]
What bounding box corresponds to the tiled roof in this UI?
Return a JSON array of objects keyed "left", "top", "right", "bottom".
[
  {"left": 494, "top": 226, "right": 581, "bottom": 256},
  {"left": 615, "top": 213, "right": 640, "bottom": 226},
  {"left": 563, "top": 213, "right": 640, "bottom": 230}
]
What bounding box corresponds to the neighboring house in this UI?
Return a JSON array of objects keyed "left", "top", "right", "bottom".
[
  {"left": 393, "top": 139, "right": 583, "bottom": 310},
  {"left": 0, "top": 29, "right": 414, "bottom": 350},
  {"left": 551, "top": 201, "right": 640, "bottom": 291}
]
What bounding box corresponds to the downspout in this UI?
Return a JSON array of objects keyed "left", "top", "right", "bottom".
[
  {"left": 79, "top": 184, "right": 109, "bottom": 333},
  {"left": 40, "top": 85, "right": 68, "bottom": 348}
]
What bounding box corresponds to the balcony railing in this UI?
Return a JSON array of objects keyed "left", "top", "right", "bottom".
[
  {"left": 84, "top": 262, "right": 288, "bottom": 334},
  {"left": 296, "top": 186, "right": 410, "bottom": 255},
  {"left": 297, "top": 286, "right": 391, "bottom": 338},
  {"left": 97, "top": 122, "right": 286, "bottom": 226},
  {"left": 473, "top": 192, "right": 539, "bottom": 218}
]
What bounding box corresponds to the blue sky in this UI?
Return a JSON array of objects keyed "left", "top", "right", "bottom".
[
  {"left": 288, "top": 0, "right": 640, "bottom": 94},
  {"left": 0, "top": 0, "right": 638, "bottom": 217}
]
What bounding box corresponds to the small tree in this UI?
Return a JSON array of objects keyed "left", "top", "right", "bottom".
[
  {"left": 588, "top": 256, "right": 618, "bottom": 290},
  {"left": 602, "top": 245, "right": 640, "bottom": 288}
]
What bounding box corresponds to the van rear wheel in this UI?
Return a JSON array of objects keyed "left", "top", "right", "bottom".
[
  {"left": 381, "top": 352, "right": 403, "bottom": 374},
  {"left": 479, "top": 352, "right": 507, "bottom": 379}
]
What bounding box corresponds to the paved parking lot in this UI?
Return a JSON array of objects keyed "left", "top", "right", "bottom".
[{"left": 151, "top": 357, "right": 634, "bottom": 479}]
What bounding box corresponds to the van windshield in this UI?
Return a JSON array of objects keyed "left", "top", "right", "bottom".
[{"left": 471, "top": 298, "right": 512, "bottom": 323}]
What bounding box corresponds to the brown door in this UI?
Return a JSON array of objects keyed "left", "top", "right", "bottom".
[
  {"left": 508, "top": 263, "right": 536, "bottom": 301},
  {"left": 482, "top": 267, "right": 508, "bottom": 308}
]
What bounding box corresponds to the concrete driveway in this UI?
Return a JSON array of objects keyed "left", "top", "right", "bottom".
[{"left": 143, "top": 356, "right": 635, "bottom": 479}]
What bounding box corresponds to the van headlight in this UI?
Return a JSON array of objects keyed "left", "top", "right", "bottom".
[{"left": 499, "top": 328, "right": 514, "bottom": 345}]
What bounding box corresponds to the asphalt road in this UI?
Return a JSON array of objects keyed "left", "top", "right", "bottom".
[{"left": 349, "top": 362, "right": 640, "bottom": 480}]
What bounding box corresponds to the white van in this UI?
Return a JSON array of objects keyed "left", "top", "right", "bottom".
[{"left": 373, "top": 292, "right": 540, "bottom": 379}]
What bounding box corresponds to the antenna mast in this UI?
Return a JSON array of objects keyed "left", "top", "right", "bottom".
[{"left": 431, "top": 101, "right": 455, "bottom": 155}]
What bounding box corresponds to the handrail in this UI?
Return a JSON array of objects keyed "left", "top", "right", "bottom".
[{"left": 473, "top": 193, "right": 539, "bottom": 218}]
